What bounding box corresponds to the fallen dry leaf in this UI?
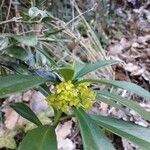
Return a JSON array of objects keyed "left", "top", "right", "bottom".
[
  {"left": 137, "top": 35, "right": 150, "bottom": 45},
  {"left": 22, "top": 90, "right": 33, "bottom": 102},
  {"left": 56, "top": 120, "right": 75, "bottom": 150},
  {"left": 122, "top": 138, "right": 135, "bottom": 150},
  {"left": 0, "top": 129, "right": 17, "bottom": 149},
  {"left": 56, "top": 120, "right": 72, "bottom": 141},
  {"left": 4, "top": 107, "right": 26, "bottom": 130},
  {"left": 99, "top": 102, "right": 108, "bottom": 114},
  {"left": 58, "top": 138, "right": 75, "bottom": 150}
]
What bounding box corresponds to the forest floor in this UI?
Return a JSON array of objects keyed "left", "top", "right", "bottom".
[{"left": 0, "top": 0, "right": 150, "bottom": 150}]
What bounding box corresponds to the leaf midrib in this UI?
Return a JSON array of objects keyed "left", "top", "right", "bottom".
[{"left": 38, "top": 127, "right": 51, "bottom": 150}]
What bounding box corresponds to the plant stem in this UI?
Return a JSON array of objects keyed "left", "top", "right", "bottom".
[{"left": 52, "top": 110, "right": 62, "bottom": 127}]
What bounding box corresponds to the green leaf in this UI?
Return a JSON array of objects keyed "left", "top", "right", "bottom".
[
  {"left": 59, "top": 68, "right": 75, "bottom": 81},
  {"left": 41, "top": 16, "right": 53, "bottom": 23},
  {"left": 73, "top": 60, "right": 118, "bottom": 80},
  {"left": 10, "top": 102, "right": 42, "bottom": 126},
  {"left": 96, "top": 93, "right": 126, "bottom": 112},
  {"left": 5, "top": 46, "right": 29, "bottom": 60},
  {"left": 91, "top": 115, "right": 150, "bottom": 149},
  {"left": 0, "top": 75, "right": 45, "bottom": 98},
  {"left": 97, "top": 91, "right": 150, "bottom": 121},
  {"left": 5, "top": 62, "right": 30, "bottom": 75},
  {"left": 74, "top": 108, "right": 115, "bottom": 150},
  {"left": 37, "top": 48, "right": 57, "bottom": 66},
  {"left": 78, "top": 79, "right": 150, "bottom": 100},
  {"left": 18, "top": 125, "right": 57, "bottom": 150},
  {"left": 14, "top": 35, "right": 38, "bottom": 46},
  {"left": 32, "top": 69, "right": 61, "bottom": 83},
  {"left": 38, "top": 84, "right": 51, "bottom": 97},
  {"left": 20, "top": 12, "right": 31, "bottom": 21}
]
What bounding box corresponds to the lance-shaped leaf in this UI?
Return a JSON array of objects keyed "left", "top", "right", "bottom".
[
  {"left": 59, "top": 68, "right": 75, "bottom": 81},
  {"left": 0, "top": 75, "right": 45, "bottom": 98},
  {"left": 96, "top": 93, "right": 126, "bottom": 113},
  {"left": 10, "top": 102, "right": 42, "bottom": 126},
  {"left": 5, "top": 46, "right": 29, "bottom": 61},
  {"left": 74, "top": 108, "right": 115, "bottom": 150},
  {"left": 32, "top": 69, "right": 61, "bottom": 83},
  {"left": 73, "top": 60, "right": 118, "bottom": 80},
  {"left": 18, "top": 125, "right": 57, "bottom": 150},
  {"left": 38, "top": 84, "right": 51, "bottom": 97},
  {"left": 91, "top": 115, "right": 150, "bottom": 149},
  {"left": 78, "top": 79, "right": 150, "bottom": 100},
  {"left": 37, "top": 48, "right": 57, "bottom": 67},
  {"left": 97, "top": 91, "right": 150, "bottom": 121},
  {"left": 14, "top": 35, "right": 38, "bottom": 46}
]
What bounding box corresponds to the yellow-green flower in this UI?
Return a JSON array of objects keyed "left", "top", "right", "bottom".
[{"left": 46, "top": 81, "right": 96, "bottom": 113}]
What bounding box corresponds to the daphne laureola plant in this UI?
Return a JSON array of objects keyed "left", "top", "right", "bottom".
[{"left": 1, "top": 60, "right": 150, "bottom": 150}]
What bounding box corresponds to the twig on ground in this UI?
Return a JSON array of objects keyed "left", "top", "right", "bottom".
[{"left": 3, "top": 0, "right": 12, "bottom": 33}]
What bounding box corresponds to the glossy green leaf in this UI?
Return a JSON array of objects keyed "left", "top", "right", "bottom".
[
  {"left": 91, "top": 115, "right": 150, "bottom": 149},
  {"left": 59, "top": 68, "right": 75, "bottom": 81},
  {"left": 96, "top": 93, "right": 126, "bottom": 112},
  {"left": 38, "top": 84, "right": 51, "bottom": 97},
  {"left": 78, "top": 79, "right": 150, "bottom": 100},
  {"left": 14, "top": 35, "right": 38, "bottom": 46},
  {"left": 32, "top": 69, "right": 61, "bottom": 83},
  {"left": 5, "top": 46, "right": 29, "bottom": 60},
  {"left": 74, "top": 108, "right": 115, "bottom": 150},
  {"left": 73, "top": 60, "right": 118, "bottom": 80},
  {"left": 0, "top": 75, "right": 45, "bottom": 98},
  {"left": 18, "top": 125, "right": 57, "bottom": 150},
  {"left": 97, "top": 91, "right": 150, "bottom": 121},
  {"left": 10, "top": 102, "right": 42, "bottom": 126}
]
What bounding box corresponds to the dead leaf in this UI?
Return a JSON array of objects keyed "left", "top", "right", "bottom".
[
  {"left": 122, "top": 138, "right": 134, "bottom": 150},
  {"left": 23, "top": 90, "right": 33, "bottom": 102},
  {"left": 99, "top": 102, "right": 108, "bottom": 114},
  {"left": 0, "top": 130, "right": 17, "bottom": 149},
  {"left": 135, "top": 119, "right": 149, "bottom": 127},
  {"left": 56, "top": 120, "right": 72, "bottom": 141},
  {"left": 30, "top": 91, "right": 48, "bottom": 113},
  {"left": 58, "top": 138, "right": 75, "bottom": 150},
  {"left": 4, "top": 107, "right": 26, "bottom": 130},
  {"left": 137, "top": 35, "right": 150, "bottom": 45},
  {"left": 56, "top": 120, "right": 74, "bottom": 150},
  {"left": 124, "top": 63, "right": 144, "bottom": 75},
  {"left": 25, "top": 109, "right": 53, "bottom": 132}
]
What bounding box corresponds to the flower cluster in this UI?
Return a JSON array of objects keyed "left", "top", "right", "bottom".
[{"left": 46, "top": 81, "right": 96, "bottom": 113}]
